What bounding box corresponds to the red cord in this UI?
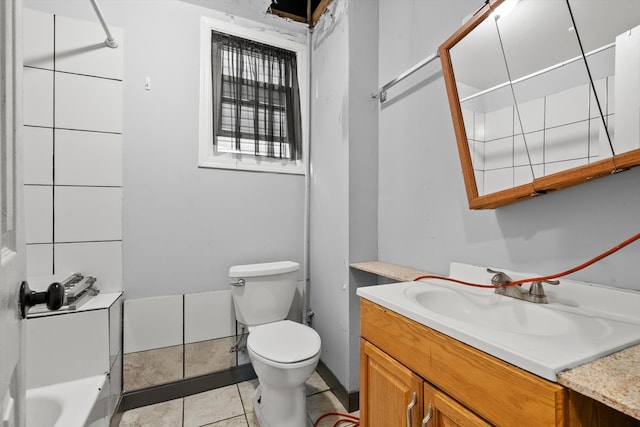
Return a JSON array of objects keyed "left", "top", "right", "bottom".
[
  {"left": 314, "top": 412, "right": 360, "bottom": 427},
  {"left": 413, "top": 232, "right": 640, "bottom": 288}
]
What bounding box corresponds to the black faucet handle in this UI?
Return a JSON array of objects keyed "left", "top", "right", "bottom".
[{"left": 19, "top": 281, "right": 65, "bottom": 319}]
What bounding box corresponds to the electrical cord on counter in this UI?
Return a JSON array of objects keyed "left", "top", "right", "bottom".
[{"left": 413, "top": 232, "right": 640, "bottom": 287}]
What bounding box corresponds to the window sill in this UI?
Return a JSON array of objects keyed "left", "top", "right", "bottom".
[{"left": 198, "top": 157, "right": 305, "bottom": 175}]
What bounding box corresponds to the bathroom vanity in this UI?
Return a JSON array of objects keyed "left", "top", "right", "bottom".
[{"left": 355, "top": 262, "right": 640, "bottom": 426}]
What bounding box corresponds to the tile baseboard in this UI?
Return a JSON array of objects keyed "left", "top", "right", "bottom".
[
  {"left": 112, "top": 363, "right": 257, "bottom": 427},
  {"left": 316, "top": 359, "right": 360, "bottom": 413}
]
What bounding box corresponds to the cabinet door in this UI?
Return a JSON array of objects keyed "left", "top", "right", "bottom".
[
  {"left": 423, "top": 382, "right": 491, "bottom": 427},
  {"left": 360, "top": 339, "right": 423, "bottom": 427}
]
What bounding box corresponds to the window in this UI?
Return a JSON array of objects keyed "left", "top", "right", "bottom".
[{"left": 199, "top": 17, "right": 308, "bottom": 174}]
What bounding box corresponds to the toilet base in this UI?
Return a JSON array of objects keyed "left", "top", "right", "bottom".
[{"left": 253, "top": 383, "right": 307, "bottom": 427}]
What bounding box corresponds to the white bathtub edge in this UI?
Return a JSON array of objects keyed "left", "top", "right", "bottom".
[{"left": 26, "top": 374, "right": 108, "bottom": 427}]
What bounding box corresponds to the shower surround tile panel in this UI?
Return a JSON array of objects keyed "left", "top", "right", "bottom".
[
  {"left": 22, "top": 9, "right": 124, "bottom": 300},
  {"left": 544, "top": 121, "right": 591, "bottom": 163},
  {"left": 123, "top": 295, "right": 184, "bottom": 353},
  {"left": 54, "top": 15, "right": 124, "bottom": 79},
  {"left": 24, "top": 185, "right": 53, "bottom": 244},
  {"left": 184, "top": 290, "right": 234, "bottom": 343},
  {"left": 54, "top": 241, "right": 123, "bottom": 294},
  {"left": 123, "top": 345, "right": 184, "bottom": 392},
  {"left": 54, "top": 186, "right": 122, "bottom": 242},
  {"left": 110, "top": 353, "right": 123, "bottom": 417},
  {"left": 26, "top": 309, "right": 110, "bottom": 389},
  {"left": 26, "top": 244, "right": 53, "bottom": 277},
  {"left": 23, "top": 67, "right": 53, "bottom": 127},
  {"left": 23, "top": 9, "right": 54, "bottom": 69},
  {"left": 54, "top": 129, "right": 122, "bottom": 186},
  {"left": 515, "top": 97, "right": 545, "bottom": 134},
  {"left": 55, "top": 72, "right": 123, "bottom": 133},
  {"left": 23, "top": 126, "right": 53, "bottom": 185},
  {"left": 109, "top": 297, "right": 123, "bottom": 366},
  {"left": 184, "top": 337, "right": 237, "bottom": 378},
  {"left": 545, "top": 84, "right": 590, "bottom": 128}
]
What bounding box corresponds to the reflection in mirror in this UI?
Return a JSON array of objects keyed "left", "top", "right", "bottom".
[
  {"left": 440, "top": 0, "right": 640, "bottom": 209},
  {"left": 569, "top": 0, "right": 640, "bottom": 157},
  {"left": 495, "top": 0, "right": 609, "bottom": 184}
]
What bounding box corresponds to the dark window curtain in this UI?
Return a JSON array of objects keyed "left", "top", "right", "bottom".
[{"left": 211, "top": 31, "right": 303, "bottom": 161}]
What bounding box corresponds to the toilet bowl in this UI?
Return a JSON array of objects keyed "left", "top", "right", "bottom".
[
  {"left": 248, "top": 320, "right": 321, "bottom": 427},
  {"left": 229, "top": 261, "right": 322, "bottom": 427}
]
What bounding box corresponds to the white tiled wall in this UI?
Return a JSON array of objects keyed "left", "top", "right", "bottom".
[
  {"left": 184, "top": 290, "right": 235, "bottom": 344},
  {"left": 55, "top": 72, "right": 123, "bottom": 132},
  {"left": 26, "top": 309, "right": 110, "bottom": 389},
  {"left": 55, "top": 130, "right": 122, "bottom": 186},
  {"left": 23, "top": 127, "right": 54, "bottom": 185},
  {"left": 25, "top": 295, "right": 123, "bottom": 424},
  {"left": 22, "top": 9, "right": 123, "bottom": 293},
  {"left": 124, "top": 291, "right": 237, "bottom": 353},
  {"left": 466, "top": 76, "right": 616, "bottom": 196},
  {"left": 54, "top": 15, "right": 124, "bottom": 79},
  {"left": 124, "top": 295, "right": 185, "bottom": 353}
]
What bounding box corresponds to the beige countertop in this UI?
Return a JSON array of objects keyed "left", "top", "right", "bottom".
[
  {"left": 557, "top": 344, "right": 640, "bottom": 420},
  {"left": 350, "top": 260, "right": 433, "bottom": 282},
  {"left": 350, "top": 260, "right": 640, "bottom": 420}
]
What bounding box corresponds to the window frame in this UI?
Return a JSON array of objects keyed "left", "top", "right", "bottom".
[{"left": 199, "top": 16, "right": 308, "bottom": 175}]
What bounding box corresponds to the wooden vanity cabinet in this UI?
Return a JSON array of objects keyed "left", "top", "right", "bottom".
[
  {"left": 423, "top": 381, "right": 491, "bottom": 427},
  {"left": 360, "top": 338, "right": 490, "bottom": 427},
  {"left": 360, "top": 339, "right": 423, "bottom": 426},
  {"left": 360, "top": 298, "right": 640, "bottom": 427}
]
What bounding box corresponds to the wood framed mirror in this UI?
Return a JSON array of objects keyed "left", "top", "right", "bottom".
[{"left": 439, "top": 0, "right": 640, "bottom": 209}]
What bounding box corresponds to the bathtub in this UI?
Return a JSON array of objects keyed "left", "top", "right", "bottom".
[{"left": 26, "top": 374, "right": 108, "bottom": 427}]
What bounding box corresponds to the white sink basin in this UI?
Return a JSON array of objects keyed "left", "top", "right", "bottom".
[
  {"left": 357, "top": 262, "right": 640, "bottom": 381},
  {"left": 406, "top": 286, "right": 584, "bottom": 336}
]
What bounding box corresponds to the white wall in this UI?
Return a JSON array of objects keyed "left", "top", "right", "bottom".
[
  {"left": 310, "top": 0, "right": 379, "bottom": 393},
  {"left": 22, "top": 9, "right": 124, "bottom": 293},
  {"left": 309, "top": 0, "right": 351, "bottom": 392},
  {"left": 23, "top": 0, "right": 309, "bottom": 300},
  {"left": 378, "top": 0, "right": 640, "bottom": 292}
]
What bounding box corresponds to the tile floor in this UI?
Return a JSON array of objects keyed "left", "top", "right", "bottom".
[{"left": 118, "top": 371, "right": 359, "bottom": 427}]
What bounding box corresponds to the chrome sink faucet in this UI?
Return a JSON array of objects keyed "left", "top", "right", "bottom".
[{"left": 487, "top": 268, "right": 559, "bottom": 304}]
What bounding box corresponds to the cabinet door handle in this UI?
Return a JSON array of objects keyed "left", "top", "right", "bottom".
[
  {"left": 421, "top": 403, "right": 433, "bottom": 426},
  {"left": 406, "top": 392, "right": 417, "bottom": 427}
]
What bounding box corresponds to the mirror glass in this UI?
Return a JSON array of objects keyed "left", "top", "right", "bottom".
[{"left": 440, "top": 0, "right": 640, "bottom": 208}]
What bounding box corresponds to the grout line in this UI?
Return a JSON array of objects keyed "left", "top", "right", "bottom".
[
  {"left": 52, "top": 14, "right": 56, "bottom": 275},
  {"left": 50, "top": 239, "right": 122, "bottom": 244},
  {"left": 55, "top": 126, "right": 122, "bottom": 135},
  {"left": 50, "top": 184, "right": 123, "bottom": 188},
  {"left": 182, "top": 294, "right": 186, "bottom": 381},
  {"left": 54, "top": 68, "right": 123, "bottom": 82}
]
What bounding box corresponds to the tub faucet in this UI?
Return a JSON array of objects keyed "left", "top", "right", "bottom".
[{"left": 487, "top": 268, "right": 559, "bottom": 304}]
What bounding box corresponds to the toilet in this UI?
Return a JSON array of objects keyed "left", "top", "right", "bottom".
[{"left": 229, "top": 261, "right": 321, "bottom": 427}]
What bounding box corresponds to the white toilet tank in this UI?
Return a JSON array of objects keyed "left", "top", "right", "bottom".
[{"left": 229, "top": 261, "right": 299, "bottom": 326}]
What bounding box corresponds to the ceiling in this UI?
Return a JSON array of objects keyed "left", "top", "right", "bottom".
[{"left": 268, "top": 0, "right": 333, "bottom": 27}]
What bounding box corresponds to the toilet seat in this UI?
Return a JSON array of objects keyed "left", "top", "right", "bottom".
[{"left": 247, "top": 320, "right": 321, "bottom": 364}]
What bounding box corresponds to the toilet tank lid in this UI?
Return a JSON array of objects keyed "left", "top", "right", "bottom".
[{"left": 229, "top": 261, "right": 299, "bottom": 278}]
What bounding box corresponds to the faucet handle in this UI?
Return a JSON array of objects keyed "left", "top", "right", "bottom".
[
  {"left": 528, "top": 280, "right": 559, "bottom": 303},
  {"left": 486, "top": 268, "right": 513, "bottom": 286},
  {"left": 528, "top": 281, "right": 549, "bottom": 303}
]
